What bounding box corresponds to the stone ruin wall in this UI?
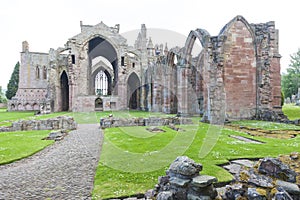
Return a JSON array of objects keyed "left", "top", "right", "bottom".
[
  {"left": 203, "top": 16, "right": 282, "bottom": 123},
  {"left": 0, "top": 116, "right": 77, "bottom": 132},
  {"left": 7, "top": 16, "right": 282, "bottom": 123}
]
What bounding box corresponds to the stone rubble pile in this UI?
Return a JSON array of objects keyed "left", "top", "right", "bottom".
[
  {"left": 0, "top": 116, "right": 77, "bottom": 132},
  {"left": 146, "top": 156, "right": 218, "bottom": 200},
  {"left": 222, "top": 152, "right": 300, "bottom": 200},
  {"left": 100, "top": 117, "right": 193, "bottom": 129},
  {"left": 144, "top": 154, "right": 299, "bottom": 200}
]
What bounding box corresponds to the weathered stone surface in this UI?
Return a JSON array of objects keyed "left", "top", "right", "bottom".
[
  {"left": 0, "top": 116, "right": 77, "bottom": 132},
  {"left": 223, "top": 183, "right": 247, "bottom": 199},
  {"left": 276, "top": 180, "right": 300, "bottom": 195},
  {"left": 169, "top": 177, "right": 190, "bottom": 187},
  {"left": 258, "top": 158, "right": 297, "bottom": 183},
  {"left": 274, "top": 187, "right": 294, "bottom": 200},
  {"left": 248, "top": 170, "right": 274, "bottom": 188},
  {"left": 247, "top": 187, "right": 267, "bottom": 200},
  {"left": 156, "top": 191, "right": 173, "bottom": 200},
  {"left": 191, "top": 175, "right": 218, "bottom": 188},
  {"left": 44, "top": 130, "right": 67, "bottom": 141},
  {"left": 223, "top": 163, "right": 242, "bottom": 174},
  {"left": 168, "top": 156, "right": 202, "bottom": 178},
  {"left": 100, "top": 117, "right": 192, "bottom": 129},
  {"left": 232, "top": 159, "right": 254, "bottom": 168}
]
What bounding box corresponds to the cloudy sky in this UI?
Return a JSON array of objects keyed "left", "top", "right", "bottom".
[{"left": 0, "top": 0, "right": 299, "bottom": 89}]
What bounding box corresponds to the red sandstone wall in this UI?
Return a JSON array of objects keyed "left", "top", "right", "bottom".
[{"left": 223, "top": 20, "right": 257, "bottom": 119}]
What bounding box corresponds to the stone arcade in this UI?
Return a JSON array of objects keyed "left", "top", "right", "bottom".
[{"left": 8, "top": 16, "right": 282, "bottom": 123}]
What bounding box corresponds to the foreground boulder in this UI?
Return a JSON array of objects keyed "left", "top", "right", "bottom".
[{"left": 147, "top": 156, "right": 218, "bottom": 200}]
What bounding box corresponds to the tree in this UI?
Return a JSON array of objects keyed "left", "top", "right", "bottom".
[
  {"left": 0, "top": 86, "right": 7, "bottom": 103},
  {"left": 281, "top": 49, "right": 300, "bottom": 99},
  {"left": 6, "top": 62, "right": 20, "bottom": 100}
]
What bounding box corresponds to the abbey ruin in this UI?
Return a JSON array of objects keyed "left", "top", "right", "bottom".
[{"left": 8, "top": 16, "right": 282, "bottom": 123}]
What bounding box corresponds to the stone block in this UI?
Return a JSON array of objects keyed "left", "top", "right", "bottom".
[{"left": 191, "top": 175, "right": 218, "bottom": 188}]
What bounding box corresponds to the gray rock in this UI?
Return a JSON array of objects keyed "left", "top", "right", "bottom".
[
  {"left": 258, "top": 158, "right": 297, "bottom": 183},
  {"left": 169, "top": 177, "right": 190, "bottom": 187},
  {"left": 187, "top": 193, "right": 211, "bottom": 200},
  {"left": 274, "top": 187, "right": 294, "bottom": 200},
  {"left": 168, "top": 156, "right": 202, "bottom": 178},
  {"left": 248, "top": 171, "right": 274, "bottom": 188},
  {"left": 223, "top": 183, "right": 247, "bottom": 199},
  {"left": 223, "top": 163, "right": 242, "bottom": 174},
  {"left": 247, "top": 188, "right": 267, "bottom": 200},
  {"left": 276, "top": 180, "right": 300, "bottom": 195},
  {"left": 191, "top": 175, "right": 217, "bottom": 188},
  {"left": 156, "top": 191, "right": 173, "bottom": 200},
  {"left": 232, "top": 159, "right": 254, "bottom": 168}
]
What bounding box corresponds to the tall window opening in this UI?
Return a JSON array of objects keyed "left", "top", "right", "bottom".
[
  {"left": 36, "top": 66, "right": 40, "bottom": 79},
  {"left": 95, "top": 70, "right": 108, "bottom": 95},
  {"left": 43, "top": 66, "right": 47, "bottom": 79}
]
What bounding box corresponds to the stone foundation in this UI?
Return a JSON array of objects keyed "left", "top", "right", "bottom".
[
  {"left": 0, "top": 116, "right": 77, "bottom": 132},
  {"left": 99, "top": 117, "right": 193, "bottom": 128}
]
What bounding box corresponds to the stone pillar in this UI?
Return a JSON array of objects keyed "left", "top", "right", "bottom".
[
  {"left": 177, "top": 64, "right": 189, "bottom": 116},
  {"left": 140, "top": 84, "right": 146, "bottom": 111},
  {"left": 163, "top": 69, "right": 171, "bottom": 113},
  {"left": 152, "top": 82, "right": 161, "bottom": 112},
  {"left": 147, "top": 81, "right": 152, "bottom": 111}
]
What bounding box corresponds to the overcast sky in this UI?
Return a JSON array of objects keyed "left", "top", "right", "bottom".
[{"left": 0, "top": 0, "right": 299, "bottom": 89}]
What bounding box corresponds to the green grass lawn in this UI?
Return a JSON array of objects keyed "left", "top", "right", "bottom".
[
  {"left": 230, "top": 120, "right": 300, "bottom": 130},
  {"left": 0, "top": 130, "right": 54, "bottom": 165},
  {"left": 1, "top": 108, "right": 299, "bottom": 199},
  {"left": 282, "top": 103, "right": 300, "bottom": 120},
  {"left": 93, "top": 121, "right": 300, "bottom": 199}
]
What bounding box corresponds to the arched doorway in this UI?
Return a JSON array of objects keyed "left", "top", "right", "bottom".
[
  {"left": 127, "top": 73, "right": 140, "bottom": 109},
  {"left": 60, "top": 71, "right": 69, "bottom": 111},
  {"left": 95, "top": 98, "right": 103, "bottom": 111}
]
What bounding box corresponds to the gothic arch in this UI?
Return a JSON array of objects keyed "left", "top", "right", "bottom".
[
  {"left": 60, "top": 71, "right": 69, "bottom": 111},
  {"left": 219, "top": 15, "right": 256, "bottom": 43},
  {"left": 90, "top": 56, "right": 114, "bottom": 96},
  {"left": 87, "top": 36, "right": 119, "bottom": 95},
  {"left": 92, "top": 68, "right": 112, "bottom": 96},
  {"left": 127, "top": 72, "right": 141, "bottom": 109},
  {"left": 183, "top": 28, "right": 210, "bottom": 64},
  {"left": 219, "top": 15, "right": 257, "bottom": 119}
]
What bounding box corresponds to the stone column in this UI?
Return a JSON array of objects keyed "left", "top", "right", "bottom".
[{"left": 177, "top": 64, "right": 189, "bottom": 116}]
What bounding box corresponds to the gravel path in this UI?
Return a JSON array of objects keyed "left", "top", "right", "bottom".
[{"left": 0, "top": 124, "right": 103, "bottom": 200}]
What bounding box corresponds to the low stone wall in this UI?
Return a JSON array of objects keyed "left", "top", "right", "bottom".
[
  {"left": 0, "top": 116, "right": 77, "bottom": 132},
  {"left": 99, "top": 117, "right": 193, "bottom": 128}
]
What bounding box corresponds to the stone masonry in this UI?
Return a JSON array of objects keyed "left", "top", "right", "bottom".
[
  {"left": 8, "top": 16, "right": 282, "bottom": 123},
  {"left": 0, "top": 116, "right": 77, "bottom": 132}
]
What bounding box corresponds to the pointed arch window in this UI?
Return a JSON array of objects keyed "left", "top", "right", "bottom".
[{"left": 95, "top": 70, "right": 108, "bottom": 95}]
